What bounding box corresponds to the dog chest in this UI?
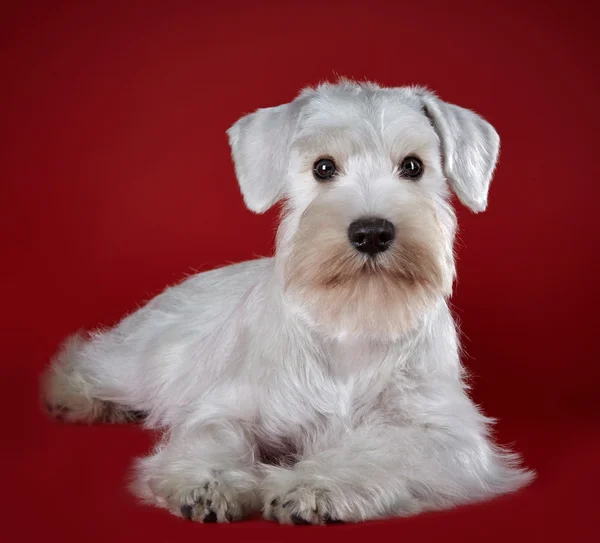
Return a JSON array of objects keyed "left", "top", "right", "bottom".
[{"left": 252, "top": 340, "right": 394, "bottom": 458}]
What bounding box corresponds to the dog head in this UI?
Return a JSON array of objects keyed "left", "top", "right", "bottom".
[{"left": 227, "top": 79, "right": 500, "bottom": 340}]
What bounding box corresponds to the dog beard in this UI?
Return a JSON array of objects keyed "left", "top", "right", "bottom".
[{"left": 281, "top": 198, "right": 451, "bottom": 341}]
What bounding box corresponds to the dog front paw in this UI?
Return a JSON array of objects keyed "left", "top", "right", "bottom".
[
  {"left": 265, "top": 484, "right": 346, "bottom": 525},
  {"left": 170, "top": 476, "right": 248, "bottom": 523}
]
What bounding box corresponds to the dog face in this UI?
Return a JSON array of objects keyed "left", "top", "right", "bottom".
[{"left": 227, "top": 80, "right": 500, "bottom": 340}]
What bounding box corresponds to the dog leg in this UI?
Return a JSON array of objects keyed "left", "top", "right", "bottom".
[
  {"left": 262, "top": 420, "right": 534, "bottom": 524},
  {"left": 131, "top": 422, "right": 260, "bottom": 523}
]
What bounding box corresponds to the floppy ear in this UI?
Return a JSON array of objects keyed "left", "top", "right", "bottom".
[
  {"left": 419, "top": 92, "right": 500, "bottom": 213},
  {"left": 226, "top": 101, "right": 302, "bottom": 214}
]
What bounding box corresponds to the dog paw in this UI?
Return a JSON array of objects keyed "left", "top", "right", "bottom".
[
  {"left": 44, "top": 399, "right": 146, "bottom": 424},
  {"left": 172, "top": 477, "right": 246, "bottom": 523},
  {"left": 265, "top": 485, "right": 345, "bottom": 525},
  {"left": 45, "top": 402, "right": 70, "bottom": 421}
]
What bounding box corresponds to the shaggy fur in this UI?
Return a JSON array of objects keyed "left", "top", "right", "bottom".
[{"left": 42, "top": 78, "right": 534, "bottom": 525}]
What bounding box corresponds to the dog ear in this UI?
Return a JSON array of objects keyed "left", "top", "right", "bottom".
[
  {"left": 419, "top": 92, "right": 500, "bottom": 213},
  {"left": 226, "top": 101, "right": 301, "bottom": 214}
]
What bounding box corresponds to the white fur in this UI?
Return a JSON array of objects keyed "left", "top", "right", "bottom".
[{"left": 43, "top": 79, "right": 534, "bottom": 525}]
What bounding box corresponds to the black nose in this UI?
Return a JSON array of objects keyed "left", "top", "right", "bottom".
[{"left": 348, "top": 218, "right": 395, "bottom": 255}]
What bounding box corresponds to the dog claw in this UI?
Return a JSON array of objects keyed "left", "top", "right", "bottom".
[
  {"left": 181, "top": 504, "right": 194, "bottom": 520},
  {"left": 203, "top": 511, "right": 217, "bottom": 523},
  {"left": 129, "top": 410, "right": 147, "bottom": 422},
  {"left": 291, "top": 514, "right": 311, "bottom": 525}
]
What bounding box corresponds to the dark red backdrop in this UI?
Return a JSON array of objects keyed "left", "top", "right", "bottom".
[{"left": 2, "top": 1, "right": 599, "bottom": 541}]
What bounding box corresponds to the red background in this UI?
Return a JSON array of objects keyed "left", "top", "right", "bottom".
[{"left": 2, "top": 1, "right": 599, "bottom": 541}]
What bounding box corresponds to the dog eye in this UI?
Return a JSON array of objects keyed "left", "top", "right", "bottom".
[
  {"left": 399, "top": 156, "right": 423, "bottom": 180},
  {"left": 313, "top": 158, "right": 337, "bottom": 181}
]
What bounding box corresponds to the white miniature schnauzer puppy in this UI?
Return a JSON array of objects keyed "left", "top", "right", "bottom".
[{"left": 43, "top": 79, "right": 534, "bottom": 525}]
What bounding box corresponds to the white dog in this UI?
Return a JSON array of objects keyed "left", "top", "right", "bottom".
[{"left": 43, "top": 79, "right": 534, "bottom": 525}]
